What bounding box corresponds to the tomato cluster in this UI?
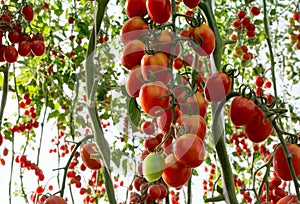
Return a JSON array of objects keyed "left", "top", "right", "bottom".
[
  {"left": 288, "top": 12, "right": 300, "bottom": 51},
  {"left": 0, "top": 5, "right": 45, "bottom": 64}
]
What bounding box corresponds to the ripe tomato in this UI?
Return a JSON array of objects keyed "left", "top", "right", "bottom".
[
  {"left": 157, "top": 106, "right": 181, "bottom": 133},
  {"left": 4, "top": 45, "right": 18, "bottom": 63},
  {"left": 162, "top": 154, "right": 192, "bottom": 188},
  {"left": 125, "top": 0, "right": 147, "bottom": 18},
  {"left": 121, "top": 16, "right": 148, "bottom": 44},
  {"left": 146, "top": 0, "right": 171, "bottom": 24},
  {"left": 176, "top": 114, "right": 206, "bottom": 141},
  {"left": 31, "top": 40, "right": 45, "bottom": 56},
  {"left": 244, "top": 106, "right": 272, "bottom": 143},
  {"left": 80, "top": 143, "right": 102, "bottom": 170},
  {"left": 277, "top": 195, "right": 298, "bottom": 204},
  {"left": 125, "top": 66, "right": 145, "bottom": 98},
  {"left": 18, "top": 41, "right": 32, "bottom": 57},
  {"left": 0, "top": 45, "right": 6, "bottom": 62},
  {"left": 183, "top": 0, "right": 200, "bottom": 9},
  {"left": 204, "top": 72, "right": 232, "bottom": 103},
  {"left": 22, "top": 5, "right": 34, "bottom": 22},
  {"left": 121, "top": 39, "right": 145, "bottom": 70},
  {"left": 190, "top": 24, "right": 215, "bottom": 56},
  {"left": 147, "top": 184, "right": 161, "bottom": 200},
  {"left": 230, "top": 96, "right": 256, "bottom": 127},
  {"left": 162, "top": 133, "right": 173, "bottom": 155},
  {"left": 141, "top": 52, "right": 170, "bottom": 85},
  {"left": 45, "top": 196, "right": 66, "bottom": 204},
  {"left": 141, "top": 121, "right": 155, "bottom": 135},
  {"left": 139, "top": 81, "right": 170, "bottom": 117},
  {"left": 143, "top": 136, "right": 159, "bottom": 152},
  {"left": 143, "top": 153, "right": 165, "bottom": 182},
  {"left": 174, "top": 134, "right": 205, "bottom": 168},
  {"left": 8, "top": 31, "right": 20, "bottom": 44},
  {"left": 273, "top": 143, "right": 300, "bottom": 181}
]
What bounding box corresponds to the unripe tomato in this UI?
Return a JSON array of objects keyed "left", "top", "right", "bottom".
[
  {"left": 162, "top": 154, "right": 192, "bottom": 188},
  {"left": 80, "top": 143, "right": 102, "bottom": 170},
  {"left": 273, "top": 143, "right": 300, "bottom": 181},
  {"left": 143, "top": 153, "right": 165, "bottom": 182},
  {"left": 176, "top": 114, "right": 206, "bottom": 141},
  {"left": 277, "top": 195, "right": 298, "bottom": 204},
  {"left": 174, "top": 134, "right": 205, "bottom": 168},
  {"left": 204, "top": 72, "right": 232, "bottom": 103},
  {"left": 121, "top": 39, "right": 145, "bottom": 70},
  {"left": 141, "top": 52, "right": 170, "bottom": 85},
  {"left": 244, "top": 106, "right": 272, "bottom": 143},
  {"left": 125, "top": 0, "right": 147, "bottom": 18},
  {"left": 121, "top": 16, "right": 148, "bottom": 44},
  {"left": 183, "top": 0, "right": 200, "bottom": 9},
  {"left": 45, "top": 196, "right": 66, "bottom": 204},
  {"left": 146, "top": 0, "right": 171, "bottom": 24},
  {"left": 190, "top": 24, "right": 215, "bottom": 56},
  {"left": 230, "top": 96, "right": 256, "bottom": 127},
  {"left": 139, "top": 81, "right": 171, "bottom": 117}
]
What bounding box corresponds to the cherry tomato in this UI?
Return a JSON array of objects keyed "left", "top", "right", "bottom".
[
  {"left": 230, "top": 96, "right": 256, "bottom": 127},
  {"left": 190, "top": 24, "right": 215, "bottom": 56},
  {"left": 176, "top": 114, "right": 206, "bottom": 141},
  {"left": 244, "top": 106, "right": 272, "bottom": 143},
  {"left": 141, "top": 121, "right": 155, "bottom": 135},
  {"left": 45, "top": 196, "right": 67, "bottom": 204},
  {"left": 121, "top": 39, "right": 145, "bottom": 70},
  {"left": 204, "top": 72, "right": 232, "bottom": 103},
  {"left": 183, "top": 0, "right": 200, "bottom": 9},
  {"left": 31, "top": 40, "right": 45, "bottom": 56},
  {"left": 146, "top": 0, "right": 171, "bottom": 24},
  {"left": 273, "top": 143, "right": 300, "bottom": 181},
  {"left": 143, "top": 153, "right": 165, "bottom": 182},
  {"left": 141, "top": 52, "right": 170, "bottom": 85},
  {"left": 162, "top": 154, "right": 192, "bottom": 188},
  {"left": 174, "top": 134, "right": 205, "bottom": 168},
  {"left": 80, "top": 143, "right": 102, "bottom": 170},
  {"left": 22, "top": 5, "right": 34, "bottom": 22},
  {"left": 4, "top": 45, "right": 18, "bottom": 63},
  {"left": 156, "top": 105, "right": 181, "bottom": 133},
  {"left": 277, "top": 195, "right": 298, "bottom": 204},
  {"left": 121, "top": 16, "right": 148, "bottom": 44},
  {"left": 139, "top": 81, "right": 171, "bottom": 117},
  {"left": 125, "top": 0, "right": 147, "bottom": 18},
  {"left": 18, "top": 41, "right": 32, "bottom": 57},
  {"left": 147, "top": 184, "right": 161, "bottom": 200},
  {"left": 125, "top": 66, "right": 145, "bottom": 98}
]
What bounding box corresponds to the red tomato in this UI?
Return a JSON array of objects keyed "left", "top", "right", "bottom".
[
  {"left": 162, "top": 133, "right": 173, "bottom": 155},
  {"left": 31, "top": 40, "right": 45, "bottom": 56},
  {"left": 80, "top": 143, "right": 102, "bottom": 170},
  {"left": 125, "top": 0, "right": 147, "bottom": 18},
  {"left": 183, "top": 0, "right": 200, "bottom": 9},
  {"left": 156, "top": 106, "right": 181, "bottom": 133},
  {"left": 190, "top": 24, "right": 215, "bottom": 56},
  {"left": 45, "top": 196, "right": 67, "bottom": 204},
  {"left": 195, "top": 91, "right": 208, "bottom": 118},
  {"left": 18, "top": 41, "right": 32, "bottom": 57},
  {"left": 277, "top": 195, "right": 298, "bottom": 204},
  {"left": 244, "top": 106, "right": 272, "bottom": 143},
  {"left": 121, "top": 39, "right": 145, "bottom": 70},
  {"left": 174, "top": 134, "right": 205, "bottom": 168},
  {"left": 139, "top": 81, "right": 170, "bottom": 117},
  {"left": 0, "top": 45, "right": 6, "bottom": 62},
  {"left": 146, "top": 0, "right": 171, "bottom": 24},
  {"left": 230, "top": 96, "right": 256, "bottom": 127},
  {"left": 176, "top": 114, "right": 206, "bottom": 141},
  {"left": 141, "top": 52, "right": 170, "bottom": 85},
  {"left": 22, "top": 5, "right": 34, "bottom": 22},
  {"left": 125, "top": 66, "right": 145, "bottom": 97},
  {"left": 141, "top": 121, "right": 155, "bottom": 135},
  {"left": 4, "top": 45, "right": 18, "bottom": 63},
  {"left": 273, "top": 143, "right": 300, "bottom": 181},
  {"left": 152, "top": 30, "right": 181, "bottom": 58},
  {"left": 121, "top": 16, "right": 148, "bottom": 44},
  {"left": 162, "top": 154, "right": 192, "bottom": 188},
  {"left": 147, "top": 184, "right": 161, "bottom": 200},
  {"left": 8, "top": 31, "right": 20, "bottom": 44},
  {"left": 204, "top": 72, "right": 232, "bottom": 103}
]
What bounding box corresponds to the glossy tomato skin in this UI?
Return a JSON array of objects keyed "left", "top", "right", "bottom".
[
  {"left": 204, "top": 72, "right": 232, "bottom": 103},
  {"left": 276, "top": 195, "right": 298, "bottom": 204},
  {"left": 143, "top": 153, "right": 165, "bottom": 182},
  {"left": 157, "top": 105, "right": 181, "bottom": 133},
  {"left": 31, "top": 40, "right": 45, "bottom": 56},
  {"left": 4, "top": 45, "right": 18, "bottom": 63},
  {"left": 139, "top": 81, "right": 170, "bottom": 117},
  {"left": 273, "top": 143, "right": 300, "bottom": 181},
  {"left": 18, "top": 41, "right": 32, "bottom": 57},
  {"left": 162, "top": 154, "right": 192, "bottom": 188},
  {"left": 190, "top": 24, "right": 215, "bottom": 56},
  {"left": 80, "top": 143, "right": 102, "bottom": 170},
  {"left": 141, "top": 52, "right": 170, "bottom": 85},
  {"left": 230, "top": 96, "right": 256, "bottom": 127},
  {"left": 125, "top": 66, "right": 145, "bottom": 98},
  {"left": 22, "top": 5, "right": 34, "bottom": 22},
  {"left": 174, "top": 134, "right": 205, "bottom": 168},
  {"left": 121, "top": 39, "right": 145, "bottom": 70},
  {"left": 121, "top": 16, "right": 148, "bottom": 44},
  {"left": 244, "top": 106, "right": 272, "bottom": 143},
  {"left": 176, "top": 114, "right": 206, "bottom": 141},
  {"left": 125, "top": 0, "right": 147, "bottom": 18},
  {"left": 146, "top": 0, "right": 171, "bottom": 24},
  {"left": 183, "top": 0, "right": 200, "bottom": 9},
  {"left": 45, "top": 196, "right": 67, "bottom": 204},
  {"left": 152, "top": 30, "right": 181, "bottom": 58}
]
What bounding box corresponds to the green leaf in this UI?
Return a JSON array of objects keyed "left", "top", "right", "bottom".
[{"left": 126, "top": 97, "right": 141, "bottom": 130}]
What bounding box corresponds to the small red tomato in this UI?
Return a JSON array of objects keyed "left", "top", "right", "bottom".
[
  {"left": 230, "top": 96, "right": 256, "bottom": 127},
  {"left": 183, "top": 0, "right": 200, "bottom": 9},
  {"left": 22, "top": 5, "right": 34, "bottom": 22},
  {"left": 250, "top": 6, "right": 260, "bottom": 16},
  {"left": 4, "top": 45, "right": 18, "bottom": 63},
  {"left": 146, "top": 0, "right": 171, "bottom": 24},
  {"left": 31, "top": 41, "right": 45, "bottom": 56},
  {"left": 80, "top": 143, "right": 102, "bottom": 170}
]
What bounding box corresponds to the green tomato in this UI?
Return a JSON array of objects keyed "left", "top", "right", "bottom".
[{"left": 142, "top": 153, "right": 165, "bottom": 182}]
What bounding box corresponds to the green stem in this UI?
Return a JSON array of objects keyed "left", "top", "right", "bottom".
[
  {"left": 0, "top": 64, "right": 9, "bottom": 129},
  {"left": 262, "top": 0, "right": 278, "bottom": 99}
]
